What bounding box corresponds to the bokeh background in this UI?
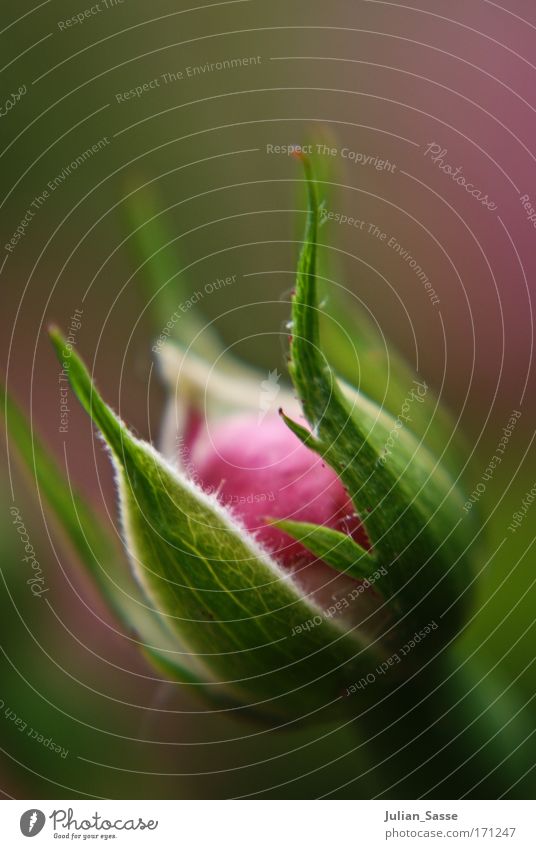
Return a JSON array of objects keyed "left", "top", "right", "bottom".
[{"left": 1, "top": 0, "right": 535, "bottom": 798}]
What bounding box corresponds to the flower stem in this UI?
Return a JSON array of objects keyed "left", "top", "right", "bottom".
[{"left": 356, "top": 644, "right": 534, "bottom": 798}]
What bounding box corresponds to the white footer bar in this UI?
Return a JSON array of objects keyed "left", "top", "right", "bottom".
[{"left": 1, "top": 799, "right": 532, "bottom": 848}]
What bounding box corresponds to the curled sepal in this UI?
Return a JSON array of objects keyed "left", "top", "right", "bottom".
[{"left": 49, "top": 329, "right": 386, "bottom": 721}]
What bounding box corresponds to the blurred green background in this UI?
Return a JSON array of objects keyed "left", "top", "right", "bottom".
[{"left": 1, "top": 0, "right": 535, "bottom": 798}]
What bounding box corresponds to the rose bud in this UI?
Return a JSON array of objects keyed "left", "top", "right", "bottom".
[
  {"left": 43, "top": 160, "right": 477, "bottom": 724},
  {"left": 157, "top": 346, "right": 387, "bottom": 640}
]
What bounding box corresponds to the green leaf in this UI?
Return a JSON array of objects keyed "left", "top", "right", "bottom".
[
  {"left": 1, "top": 382, "right": 209, "bottom": 689},
  {"left": 49, "top": 329, "right": 385, "bottom": 719},
  {"left": 268, "top": 519, "right": 378, "bottom": 582},
  {"left": 124, "top": 180, "right": 221, "bottom": 359},
  {"left": 124, "top": 181, "right": 187, "bottom": 330},
  {"left": 286, "top": 157, "right": 478, "bottom": 639}
]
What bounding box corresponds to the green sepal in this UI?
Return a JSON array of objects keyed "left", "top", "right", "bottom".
[
  {"left": 268, "top": 519, "right": 378, "bottom": 583},
  {"left": 1, "top": 382, "right": 213, "bottom": 690},
  {"left": 286, "top": 157, "right": 478, "bottom": 640}
]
